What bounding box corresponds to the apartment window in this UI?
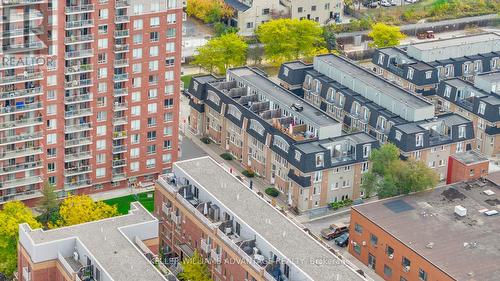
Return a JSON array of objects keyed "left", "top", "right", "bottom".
[
  {"left": 98, "top": 9, "right": 108, "bottom": 19},
  {"left": 150, "top": 32, "right": 159, "bottom": 43},
  {"left": 458, "top": 125, "right": 466, "bottom": 138},
  {"left": 130, "top": 162, "right": 139, "bottom": 172},
  {"left": 246, "top": 22, "right": 253, "bottom": 29},
  {"left": 378, "top": 54, "right": 385, "bottom": 65},
  {"left": 98, "top": 67, "right": 107, "bottom": 78},
  {"left": 132, "top": 63, "right": 142, "bottom": 73},
  {"left": 98, "top": 53, "right": 107, "bottom": 63},
  {"left": 167, "top": 13, "right": 176, "bottom": 23},
  {"left": 163, "top": 140, "right": 172, "bottom": 149},
  {"left": 47, "top": 148, "right": 56, "bottom": 158},
  {"left": 478, "top": 102, "right": 486, "bottom": 115},
  {"left": 147, "top": 131, "right": 157, "bottom": 141},
  {"left": 130, "top": 147, "right": 139, "bottom": 158},
  {"left": 47, "top": 90, "right": 56, "bottom": 100},
  {"left": 456, "top": 141, "right": 464, "bottom": 153},
  {"left": 353, "top": 244, "right": 361, "bottom": 255},
  {"left": 425, "top": 71, "right": 432, "bottom": 79},
  {"left": 298, "top": 7, "right": 303, "bottom": 13},
  {"left": 98, "top": 38, "right": 108, "bottom": 49},
  {"left": 149, "top": 89, "right": 158, "bottom": 99},
  {"left": 464, "top": 62, "right": 470, "bottom": 74},
  {"left": 443, "top": 85, "right": 451, "bottom": 98},
  {"left": 165, "top": 71, "right": 174, "bottom": 81},
  {"left": 149, "top": 60, "right": 159, "bottom": 71},
  {"left": 395, "top": 130, "right": 402, "bottom": 141},
  {"left": 369, "top": 233, "right": 378, "bottom": 246},
  {"left": 294, "top": 151, "right": 301, "bottom": 161},
  {"left": 97, "top": 96, "right": 106, "bottom": 107},
  {"left": 131, "top": 134, "right": 140, "bottom": 144},
  {"left": 418, "top": 268, "right": 428, "bottom": 281},
  {"left": 413, "top": 150, "right": 421, "bottom": 160},
  {"left": 164, "top": 112, "right": 173, "bottom": 122},
  {"left": 133, "top": 48, "right": 142, "bottom": 59},
  {"left": 131, "top": 106, "right": 141, "bottom": 116},
  {"left": 416, "top": 133, "right": 423, "bottom": 147},
  {"left": 165, "top": 57, "right": 175, "bottom": 66},
  {"left": 131, "top": 120, "right": 140, "bottom": 130},
  {"left": 262, "top": 8, "right": 269, "bottom": 15},
  {"left": 96, "top": 154, "right": 105, "bottom": 164},
  {"left": 133, "top": 4, "right": 144, "bottom": 14},
  {"left": 96, "top": 139, "right": 106, "bottom": 150},
  {"left": 386, "top": 246, "right": 394, "bottom": 257},
  {"left": 406, "top": 67, "right": 414, "bottom": 80},
  {"left": 47, "top": 133, "right": 56, "bottom": 144},
  {"left": 97, "top": 111, "right": 107, "bottom": 121},
  {"left": 166, "top": 28, "right": 176, "bottom": 38},
  {"left": 428, "top": 161, "right": 435, "bottom": 168},
  {"left": 474, "top": 60, "right": 481, "bottom": 72},
  {"left": 96, "top": 168, "right": 106, "bottom": 178},
  {"left": 383, "top": 265, "right": 392, "bottom": 277},
  {"left": 164, "top": 98, "right": 174, "bottom": 108},
  {"left": 98, "top": 25, "right": 108, "bottom": 34},
  {"left": 162, "top": 153, "right": 172, "bottom": 163},
  {"left": 147, "top": 144, "right": 156, "bottom": 154},
  {"left": 274, "top": 136, "right": 290, "bottom": 152},
  {"left": 48, "top": 176, "right": 56, "bottom": 185},
  {"left": 97, "top": 125, "right": 106, "bottom": 136},
  {"left": 164, "top": 126, "right": 173, "bottom": 136},
  {"left": 311, "top": 5, "right": 316, "bottom": 11},
  {"left": 133, "top": 77, "right": 142, "bottom": 88},
  {"left": 150, "top": 17, "right": 160, "bottom": 27},
  {"left": 131, "top": 92, "right": 141, "bottom": 102},
  {"left": 133, "top": 34, "right": 143, "bottom": 44},
  {"left": 166, "top": 42, "right": 175, "bottom": 53},
  {"left": 315, "top": 153, "right": 324, "bottom": 167},
  {"left": 313, "top": 171, "right": 322, "bottom": 183},
  {"left": 46, "top": 104, "right": 56, "bottom": 115},
  {"left": 133, "top": 19, "right": 143, "bottom": 30},
  {"left": 146, "top": 158, "right": 156, "bottom": 168},
  {"left": 354, "top": 223, "right": 363, "bottom": 234},
  {"left": 363, "top": 144, "right": 371, "bottom": 158},
  {"left": 148, "top": 103, "right": 157, "bottom": 113}
]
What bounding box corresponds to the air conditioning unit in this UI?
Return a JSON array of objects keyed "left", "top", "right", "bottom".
[
  {"left": 362, "top": 241, "right": 367, "bottom": 246},
  {"left": 388, "top": 254, "right": 394, "bottom": 260}
]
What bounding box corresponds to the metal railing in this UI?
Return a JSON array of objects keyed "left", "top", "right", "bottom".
[
  {"left": 113, "top": 59, "right": 129, "bottom": 67},
  {"left": 64, "top": 34, "right": 94, "bottom": 44},
  {"left": 113, "top": 73, "right": 129, "bottom": 81},
  {"left": 0, "top": 72, "right": 43, "bottom": 84},
  {"left": 64, "top": 49, "right": 93, "bottom": 59},
  {"left": 112, "top": 145, "right": 127, "bottom": 153},
  {"left": 113, "top": 30, "right": 129, "bottom": 37},
  {"left": 0, "top": 190, "right": 42, "bottom": 204},
  {"left": 65, "top": 4, "right": 95, "bottom": 13},
  {"left": 64, "top": 93, "right": 93, "bottom": 103},
  {"left": 64, "top": 64, "right": 93, "bottom": 74},
  {"left": 1, "top": 160, "right": 42, "bottom": 173},
  {"left": 65, "top": 19, "right": 94, "bottom": 29},
  {"left": 64, "top": 151, "right": 92, "bottom": 162},
  {"left": 0, "top": 175, "right": 42, "bottom": 189},
  {"left": 64, "top": 122, "right": 92, "bottom": 133},
  {"left": 64, "top": 108, "right": 92, "bottom": 118},
  {"left": 0, "top": 131, "right": 42, "bottom": 144},
  {"left": 0, "top": 102, "right": 42, "bottom": 115},
  {"left": 64, "top": 165, "right": 92, "bottom": 176},
  {"left": 114, "top": 15, "right": 130, "bottom": 23},
  {"left": 114, "top": 88, "right": 128, "bottom": 97},
  {"left": 113, "top": 44, "right": 129, "bottom": 52},
  {"left": 0, "top": 147, "right": 42, "bottom": 160},
  {"left": 0, "top": 116, "right": 43, "bottom": 130},
  {"left": 64, "top": 78, "right": 92, "bottom": 89},
  {"left": 64, "top": 137, "right": 92, "bottom": 147},
  {"left": 0, "top": 87, "right": 42, "bottom": 100}
]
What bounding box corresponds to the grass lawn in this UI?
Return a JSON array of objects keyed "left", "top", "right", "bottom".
[{"left": 103, "top": 192, "right": 155, "bottom": 214}]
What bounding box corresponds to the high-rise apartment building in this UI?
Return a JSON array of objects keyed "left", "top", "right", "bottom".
[{"left": 0, "top": 0, "right": 182, "bottom": 204}]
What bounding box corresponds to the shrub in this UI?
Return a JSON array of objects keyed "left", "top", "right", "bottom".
[
  {"left": 220, "top": 152, "right": 234, "bottom": 160},
  {"left": 200, "top": 137, "right": 212, "bottom": 144},
  {"left": 241, "top": 169, "right": 255, "bottom": 178},
  {"left": 265, "top": 187, "right": 279, "bottom": 197},
  {"left": 330, "top": 199, "right": 353, "bottom": 210}
]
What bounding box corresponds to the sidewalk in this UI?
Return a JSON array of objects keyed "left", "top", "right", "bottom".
[{"left": 89, "top": 186, "right": 154, "bottom": 201}]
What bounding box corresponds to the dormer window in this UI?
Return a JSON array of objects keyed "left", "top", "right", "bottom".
[
  {"left": 294, "top": 150, "right": 301, "bottom": 161},
  {"left": 491, "top": 57, "right": 499, "bottom": 70},
  {"left": 458, "top": 125, "right": 466, "bottom": 138},
  {"left": 377, "top": 116, "right": 386, "bottom": 131},
  {"left": 445, "top": 65, "right": 453, "bottom": 77},
  {"left": 378, "top": 53, "right": 385, "bottom": 65},
  {"left": 273, "top": 135, "right": 289, "bottom": 152},
  {"left": 474, "top": 60, "right": 481, "bottom": 72},
  {"left": 315, "top": 153, "right": 324, "bottom": 167},
  {"left": 193, "top": 81, "right": 198, "bottom": 91},
  {"left": 416, "top": 133, "right": 424, "bottom": 147},
  {"left": 425, "top": 71, "right": 432, "bottom": 79},
  {"left": 395, "top": 130, "right": 402, "bottom": 141},
  {"left": 444, "top": 85, "right": 451, "bottom": 98},
  {"left": 337, "top": 92, "right": 344, "bottom": 107},
  {"left": 478, "top": 102, "right": 486, "bottom": 115},
  {"left": 363, "top": 107, "right": 369, "bottom": 120},
  {"left": 363, "top": 144, "right": 371, "bottom": 158},
  {"left": 249, "top": 119, "right": 265, "bottom": 135},
  {"left": 227, "top": 104, "right": 242, "bottom": 120},
  {"left": 406, "top": 67, "right": 414, "bottom": 80},
  {"left": 313, "top": 79, "right": 321, "bottom": 93},
  {"left": 463, "top": 63, "right": 470, "bottom": 74},
  {"left": 207, "top": 90, "right": 220, "bottom": 105},
  {"left": 352, "top": 102, "right": 360, "bottom": 115},
  {"left": 283, "top": 67, "right": 289, "bottom": 77},
  {"left": 304, "top": 75, "right": 312, "bottom": 89},
  {"left": 326, "top": 88, "right": 334, "bottom": 102}
]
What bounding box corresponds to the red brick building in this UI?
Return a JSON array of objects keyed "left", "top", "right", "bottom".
[
  {"left": 0, "top": 0, "right": 182, "bottom": 205},
  {"left": 446, "top": 151, "right": 489, "bottom": 184}
]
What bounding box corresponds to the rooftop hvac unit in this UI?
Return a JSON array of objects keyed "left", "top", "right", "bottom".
[{"left": 455, "top": 205, "right": 467, "bottom": 217}]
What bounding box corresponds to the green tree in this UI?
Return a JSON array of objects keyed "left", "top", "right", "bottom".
[
  {"left": 213, "top": 22, "right": 239, "bottom": 37},
  {"left": 369, "top": 143, "right": 400, "bottom": 175},
  {"left": 178, "top": 251, "right": 212, "bottom": 281},
  {"left": 322, "top": 25, "right": 337, "bottom": 52},
  {"left": 192, "top": 33, "right": 248, "bottom": 74},
  {"left": 256, "top": 19, "right": 325, "bottom": 64},
  {"left": 0, "top": 202, "right": 41, "bottom": 276},
  {"left": 247, "top": 45, "right": 265, "bottom": 65},
  {"left": 360, "top": 171, "right": 377, "bottom": 198},
  {"left": 51, "top": 195, "right": 118, "bottom": 228},
  {"left": 368, "top": 23, "right": 406, "bottom": 48},
  {"left": 36, "top": 182, "right": 59, "bottom": 228}
]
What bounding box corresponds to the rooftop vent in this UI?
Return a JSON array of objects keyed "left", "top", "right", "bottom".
[
  {"left": 291, "top": 102, "right": 303, "bottom": 112},
  {"left": 455, "top": 205, "right": 467, "bottom": 217}
]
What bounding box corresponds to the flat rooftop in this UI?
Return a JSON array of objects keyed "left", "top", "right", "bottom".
[
  {"left": 314, "top": 55, "right": 432, "bottom": 110},
  {"left": 353, "top": 182, "right": 500, "bottom": 281},
  {"left": 21, "top": 203, "right": 166, "bottom": 281},
  {"left": 174, "top": 157, "right": 363, "bottom": 281},
  {"left": 452, "top": 151, "right": 489, "bottom": 165},
  {"left": 229, "top": 67, "right": 337, "bottom": 127},
  {"left": 409, "top": 33, "right": 500, "bottom": 51},
  {"left": 477, "top": 71, "right": 500, "bottom": 83}
]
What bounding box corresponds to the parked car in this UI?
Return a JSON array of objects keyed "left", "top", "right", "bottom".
[
  {"left": 362, "top": 0, "right": 378, "bottom": 8},
  {"left": 380, "top": 0, "right": 391, "bottom": 7},
  {"left": 390, "top": 0, "right": 397, "bottom": 5},
  {"left": 405, "top": 0, "right": 418, "bottom": 3},
  {"left": 320, "top": 224, "right": 349, "bottom": 240},
  {"left": 334, "top": 233, "right": 349, "bottom": 247},
  {"left": 417, "top": 30, "right": 435, "bottom": 39}
]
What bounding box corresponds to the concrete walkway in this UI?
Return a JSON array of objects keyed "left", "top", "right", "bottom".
[{"left": 89, "top": 186, "right": 154, "bottom": 201}]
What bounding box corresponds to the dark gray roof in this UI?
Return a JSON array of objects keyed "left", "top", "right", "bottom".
[
  {"left": 282, "top": 61, "right": 311, "bottom": 70},
  {"left": 224, "top": 0, "right": 250, "bottom": 11}
]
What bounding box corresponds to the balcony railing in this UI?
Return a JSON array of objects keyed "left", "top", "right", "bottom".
[
  {"left": 1, "top": 0, "right": 45, "bottom": 6},
  {"left": 64, "top": 151, "right": 92, "bottom": 162},
  {"left": 64, "top": 34, "right": 94, "bottom": 44},
  {"left": 113, "top": 73, "right": 129, "bottom": 82},
  {"left": 0, "top": 131, "right": 42, "bottom": 144},
  {"left": 113, "top": 44, "right": 129, "bottom": 52},
  {"left": 64, "top": 49, "right": 93, "bottom": 59},
  {"left": 112, "top": 159, "right": 126, "bottom": 167},
  {"left": 0, "top": 116, "right": 43, "bottom": 130},
  {"left": 113, "top": 101, "right": 128, "bottom": 111},
  {"left": 112, "top": 173, "right": 126, "bottom": 182},
  {"left": 0, "top": 87, "right": 42, "bottom": 100},
  {"left": 114, "top": 59, "right": 129, "bottom": 67},
  {"left": 64, "top": 79, "right": 93, "bottom": 89},
  {"left": 115, "top": 15, "right": 130, "bottom": 23},
  {"left": 0, "top": 147, "right": 42, "bottom": 160},
  {"left": 115, "top": 0, "right": 130, "bottom": 7},
  {"left": 65, "top": 4, "right": 95, "bottom": 13},
  {"left": 114, "top": 88, "right": 128, "bottom": 97},
  {"left": 113, "top": 30, "right": 129, "bottom": 38},
  {"left": 64, "top": 165, "right": 92, "bottom": 176},
  {"left": 64, "top": 122, "right": 92, "bottom": 133},
  {"left": 1, "top": 160, "right": 42, "bottom": 174},
  {"left": 5, "top": 41, "right": 43, "bottom": 52},
  {"left": 64, "top": 93, "right": 93, "bottom": 104},
  {"left": 64, "top": 137, "right": 92, "bottom": 147},
  {"left": 112, "top": 145, "right": 127, "bottom": 154},
  {"left": 112, "top": 131, "right": 127, "bottom": 140},
  {"left": 64, "top": 179, "right": 91, "bottom": 190},
  {"left": 0, "top": 175, "right": 42, "bottom": 190},
  {"left": 0, "top": 190, "right": 42, "bottom": 204},
  {"left": 65, "top": 64, "right": 93, "bottom": 75},
  {"left": 112, "top": 116, "right": 128, "bottom": 125},
  {"left": 1, "top": 26, "right": 43, "bottom": 38},
  {"left": 64, "top": 108, "right": 92, "bottom": 118},
  {"left": 0, "top": 72, "right": 43, "bottom": 85},
  {"left": 65, "top": 19, "right": 94, "bottom": 29},
  {"left": 0, "top": 102, "right": 42, "bottom": 115}
]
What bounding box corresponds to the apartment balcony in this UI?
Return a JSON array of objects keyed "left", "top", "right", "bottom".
[
  {"left": 113, "top": 30, "right": 130, "bottom": 38},
  {"left": 65, "top": 19, "right": 94, "bottom": 29},
  {"left": 64, "top": 179, "right": 92, "bottom": 191},
  {"left": 112, "top": 116, "right": 128, "bottom": 125},
  {"left": 112, "top": 145, "right": 127, "bottom": 154},
  {"left": 64, "top": 165, "right": 92, "bottom": 176},
  {"left": 113, "top": 44, "right": 129, "bottom": 53},
  {"left": 64, "top": 34, "right": 94, "bottom": 45},
  {"left": 0, "top": 87, "right": 43, "bottom": 100},
  {"left": 1, "top": 160, "right": 42, "bottom": 174},
  {"left": 112, "top": 159, "right": 126, "bottom": 167},
  {"left": 114, "top": 59, "right": 129, "bottom": 67},
  {"left": 64, "top": 108, "right": 92, "bottom": 119},
  {"left": 0, "top": 131, "right": 43, "bottom": 145},
  {"left": 64, "top": 64, "right": 93, "bottom": 75},
  {"left": 115, "top": 15, "right": 130, "bottom": 23},
  {"left": 64, "top": 93, "right": 93, "bottom": 104},
  {"left": 0, "top": 147, "right": 42, "bottom": 160},
  {"left": 64, "top": 151, "right": 92, "bottom": 162},
  {"left": 113, "top": 101, "right": 128, "bottom": 111},
  {"left": 65, "top": 4, "right": 95, "bottom": 14},
  {"left": 64, "top": 137, "right": 92, "bottom": 148},
  {"left": 0, "top": 175, "right": 42, "bottom": 190},
  {"left": 0, "top": 190, "right": 42, "bottom": 204},
  {"left": 0, "top": 102, "right": 42, "bottom": 116},
  {"left": 1, "top": 26, "right": 43, "bottom": 38},
  {"left": 64, "top": 122, "right": 92, "bottom": 133},
  {"left": 64, "top": 49, "right": 93, "bottom": 59},
  {"left": 0, "top": 116, "right": 43, "bottom": 131},
  {"left": 112, "top": 130, "right": 127, "bottom": 140},
  {"left": 115, "top": 0, "right": 130, "bottom": 7},
  {"left": 3, "top": 41, "right": 44, "bottom": 53},
  {"left": 0, "top": 72, "right": 43, "bottom": 85},
  {"left": 1, "top": 0, "right": 45, "bottom": 6},
  {"left": 113, "top": 73, "right": 129, "bottom": 82},
  {"left": 114, "top": 88, "right": 128, "bottom": 97},
  {"left": 64, "top": 79, "right": 93, "bottom": 90},
  {"left": 112, "top": 172, "right": 126, "bottom": 182}
]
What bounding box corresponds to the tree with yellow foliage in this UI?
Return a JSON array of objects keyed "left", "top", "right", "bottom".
[
  {"left": 0, "top": 201, "right": 41, "bottom": 277},
  {"left": 186, "top": 0, "right": 233, "bottom": 23},
  {"left": 51, "top": 195, "right": 118, "bottom": 228},
  {"left": 368, "top": 23, "right": 406, "bottom": 48}
]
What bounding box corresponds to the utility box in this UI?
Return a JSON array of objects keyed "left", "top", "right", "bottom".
[{"left": 455, "top": 205, "right": 467, "bottom": 217}]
